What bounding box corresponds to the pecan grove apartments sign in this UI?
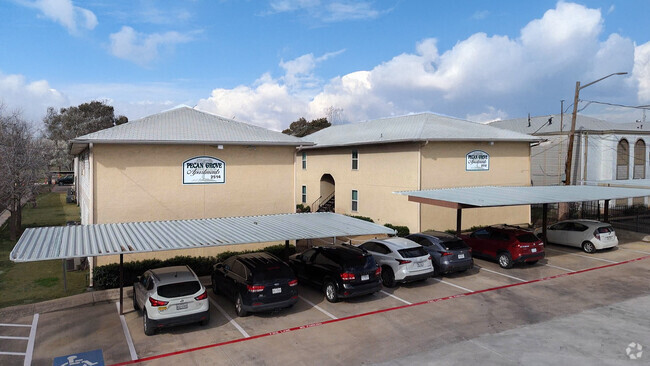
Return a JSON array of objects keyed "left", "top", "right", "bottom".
[
  {"left": 466, "top": 150, "right": 489, "bottom": 171},
  {"left": 183, "top": 156, "right": 226, "bottom": 184}
]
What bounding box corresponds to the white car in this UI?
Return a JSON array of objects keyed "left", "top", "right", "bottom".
[
  {"left": 542, "top": 219, "right": 618, "bottom": 253},
  {"left": 133, "top": 265, "right": 210, "bottom": 335},
  {"left": 358, "top": 237, "right": 434, "bottom": 287}
]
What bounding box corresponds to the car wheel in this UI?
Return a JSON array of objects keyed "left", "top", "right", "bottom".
[
  {"left": 324, "top": 281, "right": 339, "bottom": 303},
  {"left": 212, "top": 279, "right": 218, "bottom": 295},
  {"left": 235, "top": 293, "right": 248, "bottom": 317},
  {"left": 132, "top": 289, "right": 139, "bottom": 311},
  {"left": 526, "top": 260, "right": 538, "bottom": 265},
  {"left": 497, "top": 252, "right": 514, "bottom": 269},
  {"left": 582, "top": 241, "right": 596, "bottom": 254},
  {"left": 431, "top": 263, "right": 438, "bottom": 277},
  {"left": 381, "top": 266, "right": 396, "bottom": 288},
  {"left": 143, "top": 310, "right": 155, "bottom": 336}
]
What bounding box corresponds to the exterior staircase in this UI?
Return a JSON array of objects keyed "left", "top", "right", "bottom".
[{"left": 317, "top": 195, "right": 335, "bottom": 212}]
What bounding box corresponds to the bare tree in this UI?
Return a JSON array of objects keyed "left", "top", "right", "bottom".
[
  {"left": 0, "top": 105, "right": 47, "bottom": 240},
  {"left": 324, "top": 106, "right": 344, "bottom": 125}
]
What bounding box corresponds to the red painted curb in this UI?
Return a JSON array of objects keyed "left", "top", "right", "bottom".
[{"left": 109, "top": 254, "right": 650, "bottom": 366}]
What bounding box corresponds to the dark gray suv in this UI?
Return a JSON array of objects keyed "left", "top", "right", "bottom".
[{"left": 406, "top": 231, "right": 473, "bottom": 275}]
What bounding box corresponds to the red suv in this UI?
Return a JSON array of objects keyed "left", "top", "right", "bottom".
[{"left": 460, "top": 225, "right": 544, "bottom": 269}]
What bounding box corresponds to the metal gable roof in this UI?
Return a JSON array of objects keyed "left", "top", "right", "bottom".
[
  {"left": 10, "top": 212, "right": 396, "bottom": 262},
  {"left": 303, "top": 113, "right": 539, "bottom": 149},
  {"left": 396, "top": 185, "right": 650, "bottom": 208},
  {"left": 70, "top": 106, "right": 312, "bottom": 154},
  {"left": 488, "top": 114, "right": 650, "bottom": 135}
]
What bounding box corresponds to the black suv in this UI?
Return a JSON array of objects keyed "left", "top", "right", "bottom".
[
  {"left": 288, "top": 245, "right": 382, "bottom": 303},
  {"left": 212, "top": 252, "right": 298, "bottom": 316}
]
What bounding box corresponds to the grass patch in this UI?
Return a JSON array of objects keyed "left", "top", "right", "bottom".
[{"left": 0, "top": 190, "right": 88, "bottom": 308}]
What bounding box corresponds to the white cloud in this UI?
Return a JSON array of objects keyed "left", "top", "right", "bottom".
[
  {"left": 25, "top": 0, "right": 97, "bottom": 34},
  {"left": 267, "top": 0, "right": 385, "bottom": 22},
  {"left": 109, "top": 26, "right": 195, "bottom": 66},
  {"left": 0, "top": 71, "right": 68, "bottom": 126},
  {"left": 199, "top": 1, "right": 642, "bottom": 128},
  {"left": 471, "top": 10, "right": 489, "bottom": 20}
]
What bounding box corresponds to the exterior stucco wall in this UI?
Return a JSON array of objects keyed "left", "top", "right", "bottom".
[
  {"left": 295, "top": 143, "right": 421, "bottom": 230},
  {"left": 419, "top": 141, "right": 532, "bottom": 231},
  {"left": 77, "top": 149, "right": 92, "bottom": 225},
  {"left": 92, "top": 144, "right": 296, "bottom": 224}
]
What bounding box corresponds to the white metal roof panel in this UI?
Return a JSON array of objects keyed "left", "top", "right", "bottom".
[
  {"left": 488, "top": 114, "right": 650, "bottom": 135},
  {"left": 70, "top": 106, "right": 311, "bottom": 154},
  {"left": 590, "top": 179, "right": 650, "bottom": 189},
  {"left": 396, "top": 185, "right": 650, "bottom": 207},
  {"left": 304, "top": 113, "right": 539, "bottom": 149},
  {"left": 10, "top": 212, "right": 395, "bottom": 262}
]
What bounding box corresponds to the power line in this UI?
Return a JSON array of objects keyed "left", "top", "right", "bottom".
[{"left": 579, "top": 100, "right": 650, "bottom": 110}]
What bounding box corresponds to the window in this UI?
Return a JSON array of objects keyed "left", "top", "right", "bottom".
[
  {"left": 302, "top": 152, "right": 306, "bottom": 170},
  {"left": 232, "top": 260, "right": 248, "bottom": 279},
  {"left": 351, "top": 190, "right": 358, "bottom": 212},
  {"left": 634, "top": 139, "right": 646, "bottom": 179},
  {"left": 352, "top": 150, "right": 358, "bottom": 170},
  {"left": 313, "top": 253, "right": 339, "bottom": 268},
  {"left": 617, "top": 139, "right": 629, "bottom": 180},
  {"left": 301, "top": 185, "right": 307, "bottom": 204}
]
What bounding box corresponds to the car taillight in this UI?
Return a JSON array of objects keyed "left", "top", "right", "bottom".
[
  {"left": 194, "top": 290, "right": 208, "bottom": 301},
  {"left": 395, "top": 259, "right": 411, "bottom": 265},
  {"left": 148, "top": 297, "right": 168, "bottom": 307},
  {"left": 441, "top": 252, "right": 453, "bottom": 256},
  {"left": 375, "top": 267, "right": 381, "bottom": 276},
  {"left": 247, "top": 284, "right": 265, "bottom": 293},
  {"left": 340, "top": 272, "right": 356, "bottom": 281},
  {"left": 594, "top": 229, "right": 601, "bottom": 240},
  {"left": 288, "top": 279, "right": 298, "bottom": 287}
]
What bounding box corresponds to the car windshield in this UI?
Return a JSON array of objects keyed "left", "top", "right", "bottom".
[
  {"left": 157, "top": 281, "right": 201, "bottom": 298},
  {"left": 597, "top": 226, "right": 614, "bottom": 233},
  {"left": 516, "top": 233, "right": 539, "bottom": 243},
  {"left": 252, "top": 265, "right": 295, "bottom": 282},
  {"left": 398, "top": 247, "right": 428, "bottom": 258},
  {"left": 343, "top": 255, "right": 377, "bottom": 272},
  {"left": 442, "top": 240, "right": 468, "bottom": 250}
]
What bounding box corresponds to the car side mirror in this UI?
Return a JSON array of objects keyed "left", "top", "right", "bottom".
[
  {"left": 136, "top": 275, "right": 142, "bottom": 283},
  {"left": 215, "top": 263, "right": 223, "bottom": 269},
  {"left": 296, "top": 254, "right": 303, "bottom": 261}
]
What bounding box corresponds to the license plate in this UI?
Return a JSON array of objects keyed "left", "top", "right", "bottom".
[
  {"left": 531, "top": 248, "right": 537, "bottom": 253},
  {"left": 458, "top": 254, "right": 465, "bottom": 259},
  {"left": 272, "top": 287, "right": 281, "bottom": 294},
  {"left": 176, "top": 303, "right": 188, "bottom": 310},
  {"left": 361, "top": 274, "right": 369, "bottom": 281},
  {"left": 417, "top": 261, "right": 424, "bottom": 267}
]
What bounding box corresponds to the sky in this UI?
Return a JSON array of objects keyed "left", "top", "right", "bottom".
[{"left": 1, "top": 0, "right": 650, "bottom": 132}]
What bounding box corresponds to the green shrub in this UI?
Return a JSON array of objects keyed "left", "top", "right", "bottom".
[
  {"left": 347, "top": 215, "right": 374, "bottom": 223},
  {"left": 296, "top": 204, "right": 311, "bottom": 213},
  {"left": 92, "top": 244, "right": 297, "bottom": 290},
  {"left": 384, "top": 223, "right": 410, "bottom": 237}
]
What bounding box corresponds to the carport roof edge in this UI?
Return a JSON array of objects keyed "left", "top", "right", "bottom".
[
  {"left": 395, "top": 185, "right": 650, "bottom": 208},
  {"left": 10, "top": 212, "right": 396, "bottom": 262}
]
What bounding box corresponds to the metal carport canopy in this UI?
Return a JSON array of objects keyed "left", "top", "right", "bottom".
[
  {"left": 10, "top": 212, "right": 396, "bottom": 262},
  {"left": 396, "top": 185, "right": 650, "bottom": 209}
]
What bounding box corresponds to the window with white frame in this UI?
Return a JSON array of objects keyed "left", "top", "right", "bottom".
[
  {"left": 351, "top": 190, "right": 358, "bottom": 212},
  {"left": 302, "top": 152, "right": 306, "bottom": 170},
  {"left": 301, "top": 185, "right": 307, "bottom": 204},
  {"left": 352, "top": 150, "right": 358, "bottom": 170}
]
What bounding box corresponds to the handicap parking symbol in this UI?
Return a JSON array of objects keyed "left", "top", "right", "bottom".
[{"left": 53, "top": 349, "right": 105, "bottom": 366}]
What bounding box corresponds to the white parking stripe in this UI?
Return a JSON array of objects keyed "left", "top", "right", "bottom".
[
  {"left": 546, "top": 247, "right": 618, "bottom": 263},
  {"left": 298, "top": 296, "right": 338, "bottom": 319},
  {"left": 115, "top": 302, "right": 138, "bottom": 360},
  {"left": 0, "top": 323, "right": 31, "bottom": 327},
  {"left": 433, "top": 278, "right": 473, "bottom": 293},
  {"left": 618, "top": 247, "right": 650, "bottom": 255},
  {"left": 0, "top": 336, "right": 29, "bottom": 340},
  {"left": 24, "top": 313, "right": 38, "bottom": 366},
  {"left": 542, "top": 263, "right": 576, "bottom": 272},
  {"left": 0, "top": 351, "right": 26, "bottom": 356},
  {"left": 476, "top": 266, "right": 526, "bottom": 282},
  {"left": 209, "top": 297, "right": 250, "bottom": 338},
  {"left": 380, "top": 290, "right": 412, "bottom": 305}
]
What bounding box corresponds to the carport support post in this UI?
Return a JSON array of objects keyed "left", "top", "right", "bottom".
[
  {"left": 284, "top": 240, "right": 290, "bottom": 259},
  {"left": 542, "top": 204, "right": 548, "bottom": 246},
  {"left": 119, "top": 254, "right": 124, "bottom": 315},
  {"left": 604, "top": 200, "right": 609, "bottom": 223},
  {"left": 62, "top": 259, "right": 67, "bottom": 292},
  {"left": 456, "top": 208, "right": 462, "bottom": 236}
]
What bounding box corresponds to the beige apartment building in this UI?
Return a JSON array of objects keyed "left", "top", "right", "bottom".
[
  {"left": 295, "top": 113, "right": 540, "bottom": 232},
  {"left": 70, "top": 106, "right": 309, "bottom": 265}
]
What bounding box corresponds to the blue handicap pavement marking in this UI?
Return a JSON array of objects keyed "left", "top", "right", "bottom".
[{"left": 53, "top": 349, "right": 105, "bottom": 366}]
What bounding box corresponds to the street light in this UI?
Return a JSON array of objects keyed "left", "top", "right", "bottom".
[{"left": 564, "top": 72, "right": 628, "bottom": 185}]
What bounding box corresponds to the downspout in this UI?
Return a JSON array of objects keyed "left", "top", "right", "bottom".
[
  {"left": 418, "top": 141, "right": 428, "bottom": 233},
  {"left": 89, "top": 143, "right": 95, "bottom": 287}
]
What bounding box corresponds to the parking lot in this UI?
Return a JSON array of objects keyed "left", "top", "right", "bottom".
[{"left": 2, "top": 231, "right": 649, "bottom": 366}]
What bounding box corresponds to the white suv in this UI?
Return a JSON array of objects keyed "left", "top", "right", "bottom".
[
  {"left": 358, "top": 237, "right": 434, "bottom": 287},
  {"left": 133, "top": 266, "right": 210, "bottom": 335}
]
